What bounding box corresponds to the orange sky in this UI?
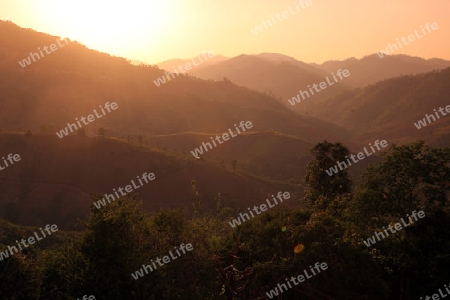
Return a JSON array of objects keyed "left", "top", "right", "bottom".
[{"left": 1, "top": 0, "right": 449, "bottom": 64}]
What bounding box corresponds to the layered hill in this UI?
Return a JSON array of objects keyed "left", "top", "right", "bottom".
[
  {"left": 0, "top": 133, "right": 302, "bottom": 229},
  {"left": 190, "top": 53, "right": 350, "bottom": 106},
  {"left": 0, "top": 20, "right": 395, "bottom": 230},
  {"left": 186, "top": 52, "right": 450, "bottom": 118},
  {"left": 150, "top": 130, "right": 376, "bottom": 183},
  {"left": 300, "top": 68, "right": 450, "bottom": 146},
  {"left": 0, "top": 131, "right": 382, "bottom": 229},
  {"left": 312, "top": 54, "right": 450, "bottom": 88},
  {"left": 0, "top": 20, "right": 348, "bottom": 143},
  {"left": 156, "top": 54, "right": 228, "bottom": 73}
]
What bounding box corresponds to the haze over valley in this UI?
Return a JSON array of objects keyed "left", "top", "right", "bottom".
[{"left": 0, "top": 1, "right": 449, "bottom": 298}]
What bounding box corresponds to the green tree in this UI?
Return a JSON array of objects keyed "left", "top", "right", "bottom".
[
  {"left": 347, "top": 142, "right": 450, "bottom": 298},
  {"left": 40, "top": 238, "right": 87, "bottom": 299},
  {"left": 0, "top": 251, "right": 39, "bottom": 299},
  {"left": 304, "top": 141, "right": 352, "bottom": 210},
  {"left": 348, "top": 142, "right": 450, "bottom": 227},
  {"left": 80, "top": 196, "right": 154, "bottom": 299}
]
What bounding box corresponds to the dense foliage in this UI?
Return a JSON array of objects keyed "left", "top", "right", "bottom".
[{"left": 0, "top": 141, "right": 449, "bottom": 299}]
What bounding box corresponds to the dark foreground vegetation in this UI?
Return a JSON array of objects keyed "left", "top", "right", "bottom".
[{"left": 1, "top": 141, "right": 449, "bottom": 299}]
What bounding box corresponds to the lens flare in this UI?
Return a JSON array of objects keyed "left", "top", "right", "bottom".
[
  {"left": 281, "top": 226, "right": 287, "bottom": 232},
  {"left": 294, "top": 244, "right": 305, "bottom": 254}
]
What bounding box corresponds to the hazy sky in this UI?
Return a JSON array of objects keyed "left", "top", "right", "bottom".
[{"left": 1, "top": 0, "right": 449, "bottom": 64}]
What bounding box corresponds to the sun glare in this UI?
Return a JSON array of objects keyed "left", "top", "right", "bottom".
[{"left": 32, "top": 0, "right": 174, "bottom": 55}]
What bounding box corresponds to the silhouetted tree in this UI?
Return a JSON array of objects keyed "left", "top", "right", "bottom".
[
  {"left": 80, "top": 196, "right": 156, "bottom": 298},
  {"left": 304, "top": 141, "right": 352, "bottom": 209},
  {"left": 347, "top": 141, "right": 450, "bottom": 299}
]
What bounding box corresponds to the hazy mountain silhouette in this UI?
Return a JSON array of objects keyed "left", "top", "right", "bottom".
[
  {"left": 1, "top": 14, "right": 449, "bottom": 300},
  {"left": 301, "top": 67, "right": 450, "bottom": 146},
  {"left": 312, "top": 54, "right": 450, "bottom": 87},
  {"left": 0, "top": 20, "right": 348, "bottom": 141},
  {"left": 1, "top": 19, "right": 447, "bottom": 229},
  {"left": 0, "top": 20, "right": 359, "bottom": 228},
  {"left": 191, "top": 54, "right": 350, "bottom": 106},
  {"left": 156, "top": 54, "right": 228, "bottom": 73}
]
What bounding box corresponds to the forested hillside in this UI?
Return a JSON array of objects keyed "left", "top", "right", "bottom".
[
  {"left": 1, "top": 141, "right": 448, "bottom": 299},
  {"left": 300, "top": 68, "right": 450, "bottom": 145}
]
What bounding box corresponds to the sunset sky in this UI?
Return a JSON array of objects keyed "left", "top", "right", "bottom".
[{"left": 1, "top": 0, "right": 449, "bottom": 64}]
